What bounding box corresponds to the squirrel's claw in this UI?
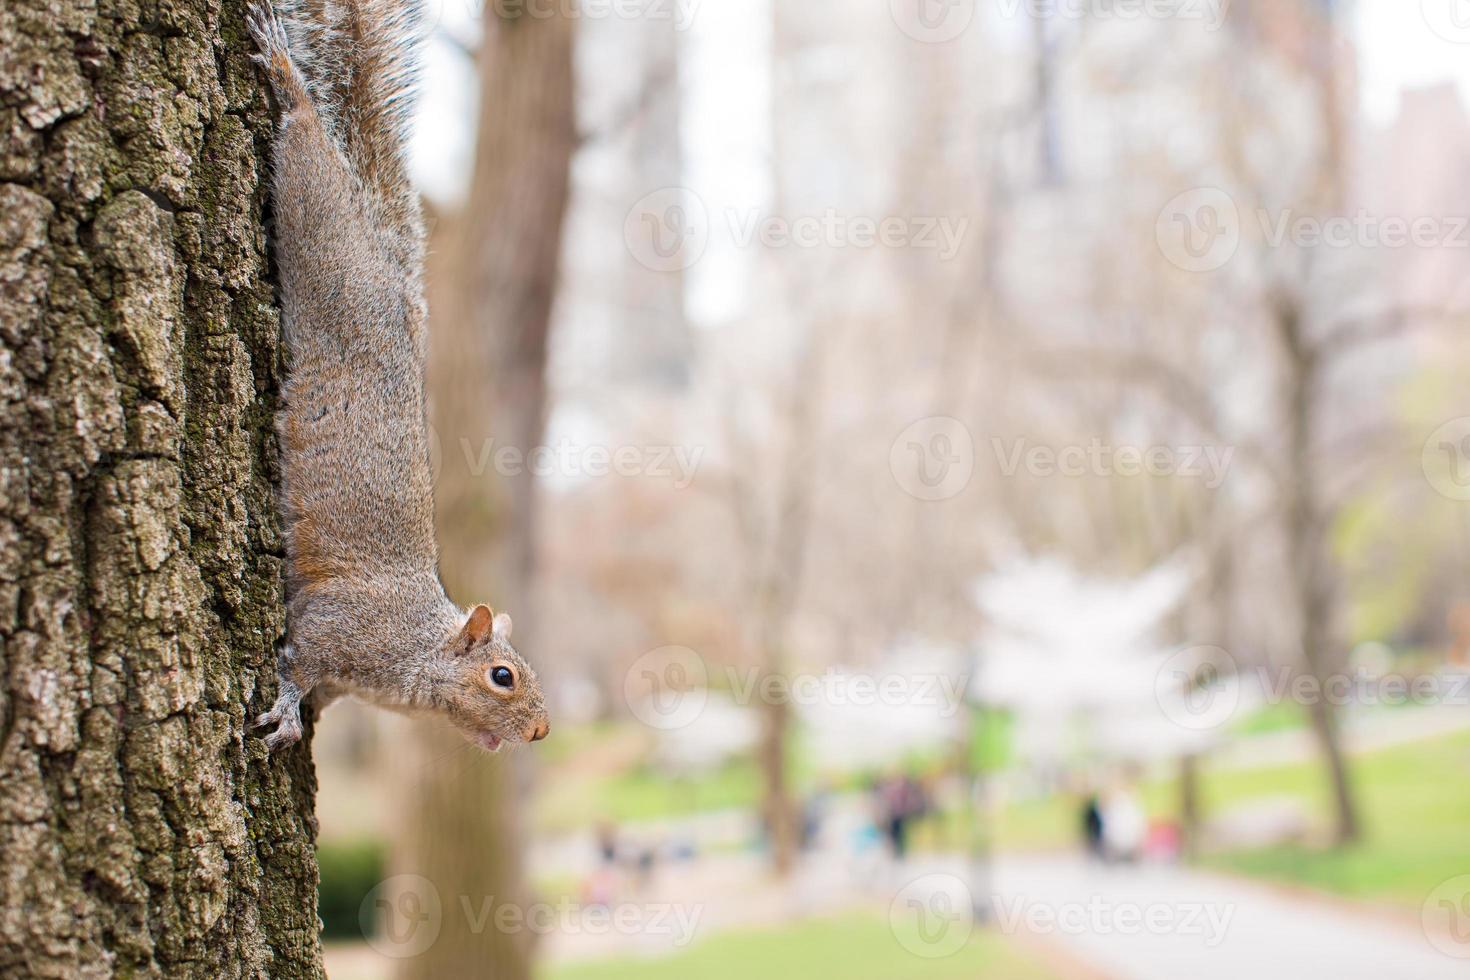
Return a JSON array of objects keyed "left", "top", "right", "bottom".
[
  {"left": 262, "top": 720, "right": 304, "bottom": 751},
  {"left": 254, "top": 677, "right": 305, "bottom": 751}
]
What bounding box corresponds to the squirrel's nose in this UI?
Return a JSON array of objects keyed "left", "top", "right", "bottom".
[{"left": 528, "top": 720, "right": 549, "bottom": 742}]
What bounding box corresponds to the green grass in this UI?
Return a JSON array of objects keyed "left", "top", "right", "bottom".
[
  {"left": 1229, "top": 699, "right": 1307, "bottom": 736},
  {"left": 957, "top": 726, "right": 1470, "bottom": 907},
  {"left": 536, "top": 757, "right": 766, "bottom": 834},
  {"left": 1203, "top": 728, "right": 1470, "bottom": 904},
  {"left": 535, "top": 725, "right": 830, "bottom": 834},
  {"left": 903, "top": 725, "right": 1470, "bottom": 907},
  {"left": 535, "top": 719, "right": 1470, "bottom": 908},
  {"left": 539, "top": 913, "right": 1060, "bottom": 980}
]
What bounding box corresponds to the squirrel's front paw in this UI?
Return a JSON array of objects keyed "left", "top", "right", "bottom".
[{"left": 246, "top": 4, "right": 306, "bottom": 110}]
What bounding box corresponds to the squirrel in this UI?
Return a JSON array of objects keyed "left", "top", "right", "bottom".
[{"left": 245, "top": 1, "right": 549, "bottom": 752}]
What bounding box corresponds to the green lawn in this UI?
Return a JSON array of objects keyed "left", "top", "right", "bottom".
[
  {"left": 976, "top": 727, "right": 1470, "bottom": 906},
  {"left": 1202, "top": 727, "right": 1470, "bottom": 904},
  {"left": 535, "top": 727, "right": 826, "bottom": 835},
  {"left": 540, "top": 913, "right": 1059, "bottom": 980},
  {"left": 535, "top": 718, "right": 1470, "bottom": 907},
  {"left": 536, "top": 756, "right": 766, "bottom": 835}
]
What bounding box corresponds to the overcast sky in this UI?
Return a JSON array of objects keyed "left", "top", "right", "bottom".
[
  {"left": 401, "top": 0, "right": 1470, "bottom": 337},
  {"left": 1359, "top": 0, "right": 1470, "bottom": 122},
  {"left": 406, "top": 0, "right": 1470, "bottom": 205}
]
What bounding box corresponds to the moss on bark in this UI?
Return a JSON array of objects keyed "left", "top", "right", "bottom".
[{"left": 0, "top": 0, "right": 321, "bottom": 976}]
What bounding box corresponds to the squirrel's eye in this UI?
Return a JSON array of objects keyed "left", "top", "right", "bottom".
[{"left": 489, "top": 666, "right": 515, "bottom": 690}]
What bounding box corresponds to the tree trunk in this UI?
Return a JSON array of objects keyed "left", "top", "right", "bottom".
[
  {"left": 1279, "top": 300, "right": 1360, "bottom": 846},
  {"left": 0, "top": 2, "right": 321, "bottom": 977},
  {"left": 751, "top": 338, "right": 822, "bottom": 876},
  {"left": 1179, "top": 753, "right": 1200, "bottom": 861},
  {"left": 395, "top": 7, "right": 575, "bottom": 980}
]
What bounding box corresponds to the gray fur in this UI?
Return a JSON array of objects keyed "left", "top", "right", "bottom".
[{"left": 246, "top": 2, "right": 549, "bottom": 752}]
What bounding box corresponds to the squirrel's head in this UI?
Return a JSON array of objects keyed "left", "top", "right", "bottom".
[{"left": 443, "top": 604, "right": 548, "bottom": 752}]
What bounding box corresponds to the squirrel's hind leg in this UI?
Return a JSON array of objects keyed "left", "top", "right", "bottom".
[{"left": 254, "top": 645, "right": 309, "bottom": 750}]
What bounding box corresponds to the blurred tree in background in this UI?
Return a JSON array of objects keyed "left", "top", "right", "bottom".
[{"left": 394, "top": 4, "right": 576, "bottom": 979}]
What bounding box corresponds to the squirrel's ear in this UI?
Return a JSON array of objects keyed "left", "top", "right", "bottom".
[
  {"left": 492, "top": 612, "right": 513, "bottom": 640},
  {"left": 459, "top": 605, "right": 494, "bottom": 651}
]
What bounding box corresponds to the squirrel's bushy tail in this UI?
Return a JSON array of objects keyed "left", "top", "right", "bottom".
[{"left": 277, "top": 0, "right": 425, "bottom": 242}]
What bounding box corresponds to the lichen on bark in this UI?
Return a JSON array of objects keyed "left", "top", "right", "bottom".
[{"left": 0, "top": 0, "right": 321, "bottom": 976}]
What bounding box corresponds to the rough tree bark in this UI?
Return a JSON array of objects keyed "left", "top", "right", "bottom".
[
  {"left": 0, "top": 1, "right": 322, "bottom": 977},
  {"left": 394, "top": 7, "right": 575, "bottom": 980}
]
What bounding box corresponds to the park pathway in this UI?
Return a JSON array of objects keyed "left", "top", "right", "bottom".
[{"left": 904, "top": 852, "right": 1465, "bottom": 980}]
